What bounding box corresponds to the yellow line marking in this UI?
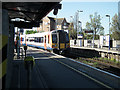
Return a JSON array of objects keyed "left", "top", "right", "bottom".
[{"left": 0, "top": 59, "right": 7, "bottom": 79}]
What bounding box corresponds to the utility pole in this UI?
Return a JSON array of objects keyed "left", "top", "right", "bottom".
[
  {"left": 106, "top": 15, "right": 110, "bottom": 50},
  {"left": 56, "top": 15, "right": 57, "bottom": 30},
  {"left": 77, "top": 10, "right": 83, "bottom": 39}
]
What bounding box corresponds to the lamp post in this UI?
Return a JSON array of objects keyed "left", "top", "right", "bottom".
[
  {"left": 70, "top": 16, "right": 74, "bottom": 23},
  {"left": 77, "top": 10, "right": 83, "bottom": 39},
  {"left": 56, "top": 15, "right": 58, "bottom": 30},
  {"left": 106, "top": 15, "right": 110, "bottom": 50}
]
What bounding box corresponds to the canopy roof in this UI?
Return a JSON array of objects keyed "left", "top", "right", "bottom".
[{"left": 2, "top": 1, "right": 62, "bottom": 28}]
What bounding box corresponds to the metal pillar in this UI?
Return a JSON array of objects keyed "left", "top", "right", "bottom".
[
  {"left": 2, "top": 9, "right": 15, "bottom": 89},
  {"left": 0, "top": 1, "right": 2, "bottom": 89},
  {"left": 6, "top": 23, "right": 14, "bottom": 88},
  {"left": 56, "top": 15, "right": 57, "bottom": 30},
  {"left": 1, "top": 9, "right": 9, "bottom": 89},
  {"left": 17, "top": 28, "right": 20, "bottom": 59}
]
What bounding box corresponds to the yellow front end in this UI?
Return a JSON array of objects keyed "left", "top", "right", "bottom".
[
  {"left": 52, "top": 43, "right": 70, "bottom": 49},
  {"left": 60, "top": 43, "right": 65, "bottom": 49},
  {"left": 52, "top": 43, "right": 58, "bottom": 49}
]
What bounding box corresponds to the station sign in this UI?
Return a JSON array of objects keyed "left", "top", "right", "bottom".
[
  {"left": 77, "top": 34, "right": 83, "bottom": 39},
  {"left": 100, "top": 35, "right": 109, "bottom": 46}
]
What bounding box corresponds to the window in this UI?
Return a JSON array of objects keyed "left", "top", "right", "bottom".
[
  {"left": 38, "top": 37, "right": 44, "bottom": 43},
  {"left": 66, "top": 34, "right": 69, "bottom": 43},
  {"left": 45, "top": 36, "right": 46, "bottom": 43},
  {"left": 48, "top": 35, "right": 49, "bottom": 44},
  {"left": 88, "top": 40, "right": 91, "bottom": 43},
  {"left": 52, "top": 34, "right": 57, "bottom": 43},
  {"left": 64, "top": 23, "right": 66, "bottom": 25}
]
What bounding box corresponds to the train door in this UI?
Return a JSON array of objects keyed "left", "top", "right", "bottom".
[
  {"left": 48, "top": 34, "right": 51, "bottom": 48},
  {"left": 44, "top": 35, "right": 47, "bottom": 49}
]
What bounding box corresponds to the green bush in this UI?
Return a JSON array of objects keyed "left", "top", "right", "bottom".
[
  {"left": 93, "top": 62, "right": 98, "bottom": 65},
  {"left": 111, "top": 58, "right": 116, "bottom": 62},
  {"left": 105, "top": 58, "right": 109, "bottom": 60}
]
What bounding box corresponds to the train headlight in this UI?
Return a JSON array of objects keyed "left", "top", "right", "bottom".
[{"left": 52, "top": 45, "right": 55, "bottom": 48}]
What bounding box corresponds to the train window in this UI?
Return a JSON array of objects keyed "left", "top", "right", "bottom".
[
  {"left": 39, "top": 38, "right": 40, "bottom": 43},
  {"left": 66, "top": 34, "right": 69, "bottom": 43},
  {"left": 41, "top": 37, "right": 44, "bottom": 43},
  {"left": 34, "top": 37, "right": 36, "bottom": 42},
  {"left": 52, "top": 34, "right": 57, "bottom": 43},
  {"left": 34, "top": 37, "right": 44, "bottom": 43},
  {"left": 48, "top": 35, "right": 49, "bottom": 44},
  {"left": 37, "top": 38, "right": 39, "bottom": 42},
  {"left": 45, "top": 36, "right": 46, "bottom": 43}
]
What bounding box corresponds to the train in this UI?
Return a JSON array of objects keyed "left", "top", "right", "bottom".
[{"left": 20, "top": 30, "right": 70, "bottom": 54}]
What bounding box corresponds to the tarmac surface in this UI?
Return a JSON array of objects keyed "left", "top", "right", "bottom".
[{"left": 10, "top": 47, "right": 109, "bottom": 88}]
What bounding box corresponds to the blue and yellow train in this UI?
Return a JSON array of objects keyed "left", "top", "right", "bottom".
[{"left": 20, "top": 30, "right": 70, "bottom": 54}]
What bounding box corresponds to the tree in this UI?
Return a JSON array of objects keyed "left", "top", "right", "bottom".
[
  {"left": 110, "top": 14, "right": 120, "bottom": 40},
  {"left": 85, "top": 12, "right": 104, "bottom": 39},
  {"left": 68, "top": 23, "right": 77, "bottom": 39}
]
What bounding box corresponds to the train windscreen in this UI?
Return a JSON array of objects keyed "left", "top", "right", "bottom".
[
  {"left": 52, "top": 34, "right": 57, "bottom": 43},
  {"left": 66, "top": 33, "right": 69, "bottom": 43},
  {"left": 59, "top": 32, "right": 69, "bottom": 43}
]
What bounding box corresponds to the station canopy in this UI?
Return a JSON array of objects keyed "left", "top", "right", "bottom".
[{"left": 2, "top": 1, "right": 62, "bottom": 28}]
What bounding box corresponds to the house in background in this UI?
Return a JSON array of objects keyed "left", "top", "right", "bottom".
[
  {"left": 56, "top": 18, "right": 69, "bottom": 30},
  {"left": 37, "top": 16, "right": 56, "bottom": 32},
  {"left": 37, "top": 16, "right": 69, "bottom": 32}
]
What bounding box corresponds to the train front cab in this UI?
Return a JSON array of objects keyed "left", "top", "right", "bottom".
[{"left": 51, "top": 30, "right": 70, "bottom": 54}]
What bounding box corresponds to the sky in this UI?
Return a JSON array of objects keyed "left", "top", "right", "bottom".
[{"left": 47, "top": 0, "right": 119, "bottom": 34}]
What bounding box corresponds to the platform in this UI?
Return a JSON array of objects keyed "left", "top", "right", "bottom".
[
  {"left": 70, "top": 46, "right": 120, "bottom": 54},
  {"left": 8, "top": 47, "right": 120, "bottom": 88}
]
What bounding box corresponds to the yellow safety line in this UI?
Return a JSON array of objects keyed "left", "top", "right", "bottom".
[{"left": 0, "top": 59, "right": 7, "bottom": 79}]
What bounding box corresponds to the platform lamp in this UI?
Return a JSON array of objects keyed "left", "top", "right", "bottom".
[
  {"left": 77, "top": 10, "right": 83, "bottom": 39},
  {"left": 106, "top": 14, "right": 110, "bottom": 50}
]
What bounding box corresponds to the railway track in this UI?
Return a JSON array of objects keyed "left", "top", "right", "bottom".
[
  {"left": 27, "top": 47, "right": 116, "bottom": 89},
  {"left": 62, "top": 51, "right": 120, "bottom": 77}
]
